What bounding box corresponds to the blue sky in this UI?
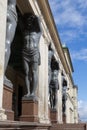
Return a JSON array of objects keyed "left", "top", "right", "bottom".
[{"left": 49, "top": 0, "right": 87, "bottom": 121}]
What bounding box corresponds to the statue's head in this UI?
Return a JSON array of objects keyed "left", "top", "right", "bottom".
[
  {"left": 62, "top": 77, "right": 67, "bottom": 87},
  {"left": 51, "top": 57, "right": 59, "bottom": 71},
  {"left": 23, "top": 13, "right": 37, "bottom": 28},
  {"left": 49, "top": 43, "right": 53, "bottom": 51}
]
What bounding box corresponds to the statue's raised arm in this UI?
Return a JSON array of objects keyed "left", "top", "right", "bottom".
[{"left": 4, "top": 0, "right": 17, "bottom": 73}]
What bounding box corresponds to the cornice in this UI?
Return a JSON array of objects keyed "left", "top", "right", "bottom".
[
  {"left": 37, "top": 0, "right": 70, "bottom": 74},
  {"left": 63, "top": 47, "right": 74, "bottom": 72}
]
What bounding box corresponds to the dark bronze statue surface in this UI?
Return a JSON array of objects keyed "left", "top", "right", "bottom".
[
  {"left": 48, "top": 44, "right": 54, "bottom": 86},
  {"left": 4, "top": 0, "right": 17, "bottom": 86},
  {"left": 5, "top": 0, "right": 17, "bottom": 72},
  {"left": 22, "top": 13, "right": 42, "bottom": 99},
  {"left": 49, "top": 57, "right": 59, "bottom": 110},
  {"left": 62, "top": 74, "right": 67, "bottom": 114}
]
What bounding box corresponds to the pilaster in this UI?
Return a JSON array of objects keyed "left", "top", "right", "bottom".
[
  {"left": 38, "top": 36, "right": 50, "bottom": 123},
  {"left": 57, "top": 69, "right": 63, "bottom": 123},
  {"left": 0, "top": 0, "right": 7, "bottom": 120}
]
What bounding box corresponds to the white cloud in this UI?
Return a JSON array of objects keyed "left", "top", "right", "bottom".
[
  {"left": 59, "top": 30, "right": 78, "bottom": 43},
  {"left": 71, "top": 49, "right": 87, "bottom": 61},
  {"left": 78, "top": 100, "right": 87, "bottom": 121},
  {"left": 77, "top": 0, "right": 87, "bottom": 10},
  {"left": 48, "top": 0, "right": 87, "bottom": 43},
  {"left": 49, "top": 0, "right": 86, "bottom": 27}
]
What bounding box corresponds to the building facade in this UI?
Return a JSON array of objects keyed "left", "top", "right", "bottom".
[{"left": 0, "top": 0, "right": 78, "bottom": 124}]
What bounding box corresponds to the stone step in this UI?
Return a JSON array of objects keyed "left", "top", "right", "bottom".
[
  {"left": 0, "top": 121, "right": 87, "bottom": 130},
  {"left": 50, "top": 123, "right": 86, "bottom": 130},
  {"left": 0, "top": 121, "right": 51, "bottom": 130}
]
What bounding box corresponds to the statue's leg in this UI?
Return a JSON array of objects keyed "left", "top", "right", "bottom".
[
  {"left": 4, "top": 16, "right": 17, "bottom": 73},
  {"left": 30, "top": 62, "right": 38, "bottom": 96},
  {"left": 49, "top": 88, "right": 52, "bottom": 108},
  {"left": 64, "top": 100, "right": 66, "bottom": 114},
  {"left": 53, "top": 89, "right": 57, "bottom": 109},
  {"left": 52, "top": 89, "right": 54, "bottom": 109},
  {"left": 49, "top": 89, "right": 51, "bottom": 107},
  {"left": 23, "top": 60, "right": 30, "bottom": 97}
]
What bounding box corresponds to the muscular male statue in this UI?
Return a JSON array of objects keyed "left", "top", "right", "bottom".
[
  {"left": 4, "top": 0, "right": 17, "bottom": 73},
  {"left": 62, "top": 73, "right": 67, "bottom": 114},
  {"left": 48, "top": 44, "right": 54, "bottom": 104},
  {"left": 49, "top": 58, "right": 59, "bottom": 109},
  {"left": 48, "top": 44, "right": 54, "bottom": 86},
  {"left": 22, "top": 13, "right": 42, "bottom": 98}
]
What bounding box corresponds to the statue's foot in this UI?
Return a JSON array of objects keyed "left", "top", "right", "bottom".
[
  {"left": 30, "top": 93, "right": 35, "bottom": 97},
  {"left": 23, "top": 93, "right": 38, "bottom": 101},
  {"left": 24, "top": 93, "right": 30, "bottom": 97},
  {"left": 4, "top": 76, "right": 13, "bottom": 88},
  {"left": 52, "top": 106, "right": 57, "bottom": 111},
  {"left": 29, "top": 93, "right": 38, "bottom": 101}
]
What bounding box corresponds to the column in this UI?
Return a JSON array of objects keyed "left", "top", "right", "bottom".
[
  {"left": 0, "top": 0, "right": 7, "bottom": 120},
  {"left": 44, "top": 39, "right": 50, "bottom": 124},
  {"left": 57, "top": 69, "right": 63, "bottom": 123},
  {"left": 38, "top": 36, "right": 50, "bottom": 123}
]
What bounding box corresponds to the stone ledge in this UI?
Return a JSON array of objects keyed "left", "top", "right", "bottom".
[
  {"left": 0, "top": 121, "right": 51, "bottom": 130},
  {"left": 50, "top": 123, "right": 86, "bottom": 130}
]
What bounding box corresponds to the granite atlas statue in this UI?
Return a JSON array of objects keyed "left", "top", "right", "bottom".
[
  {"left": 4, "top": 0, "right": 18, "bottom": 86},
  {"left": 22, "top": 13, "right": 42, "bottom": 99}
]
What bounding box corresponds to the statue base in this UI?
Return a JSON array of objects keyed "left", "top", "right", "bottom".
[
  {"left": 3, "top": 85, "right": 14, "bottom": 120},
  {"left": 20, "top": 97, "right": 39, "bottom": 122},
  {"left": 50, "top": 108, "right": 58, "bottom": 124},
  {"left": 62, "top": 113, "right": 66, "bottom": 123}
]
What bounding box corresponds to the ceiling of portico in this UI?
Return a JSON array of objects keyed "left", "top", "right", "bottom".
[{"left": 17, "top": 0, "right": 33, "bottom": 14}]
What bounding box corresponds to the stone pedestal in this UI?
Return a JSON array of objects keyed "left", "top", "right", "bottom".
[
  {"left": 3, "top": 85, "right": 14, "bottom": 120},
  {"left": 50, "top": 109, "right": 58, "bottom": 124},
  {"left": 20, "top": 97, "right": 39, "bottom": 122},
  {"left": 62, "top": 114, "right": 66, "bottom": 123}
]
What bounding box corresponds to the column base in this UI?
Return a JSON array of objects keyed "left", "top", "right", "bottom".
[
  {"left": 50, "top": 108, "right": 58, "bottom": 124},
  {"left": 20, "top": 97, "right": 39, "bottom": 122}
]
